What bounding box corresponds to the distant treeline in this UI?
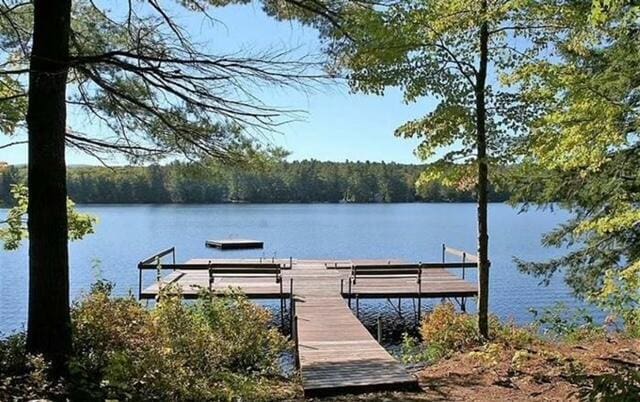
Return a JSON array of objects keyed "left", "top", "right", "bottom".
[{"left": 0, "top": 161, "right": 510, "bottom": 205}]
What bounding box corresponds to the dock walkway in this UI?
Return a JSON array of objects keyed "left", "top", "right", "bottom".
[
  {"left": 290, "top": 261, "right": 418, "bottom": 396},
  {"left": 140, "top": 257, "right": 477, "bottom": 397}
]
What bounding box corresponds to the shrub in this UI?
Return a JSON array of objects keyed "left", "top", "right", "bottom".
[
  {"left": 529, "top": 302, "right": 606, "bottom": 343},
  {"left": 399, "top": 333, "right": 448, "bottom": 364},
  {"left": 403, "top": 303, "right": 540, "bottom": 364},
  {"left": 70, "top": 284, "right": 292, "bottom": 401},
  {"left": 0, "top": 333, "right": 64, "bottom": 401},
  {"left": 489, "top": 317, "right": 538, "bottom": 349},
  {"left": 1, "top": 282, "right": 294, "bottom": 401},
  {"left": 577, "top": 364, "right": 640, "bottom": 402},
  {"left": 420, "top": 303, "right": 482, "bottom": 353}
]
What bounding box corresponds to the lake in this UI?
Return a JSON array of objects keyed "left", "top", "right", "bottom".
[{"left": 0, "top": 203, "right": 594, "bottom": 335}]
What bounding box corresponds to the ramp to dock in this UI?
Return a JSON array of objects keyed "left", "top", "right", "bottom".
[
  {"left": 296, "top": 294, "right": 417, "bottom": 396},
  {"left": 287, "top": 262, "right": 419, "bottom": 397}
]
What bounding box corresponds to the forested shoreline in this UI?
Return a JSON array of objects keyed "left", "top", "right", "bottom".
[{"left": 0, "top": 161, "right": 510, "bottom": 205}]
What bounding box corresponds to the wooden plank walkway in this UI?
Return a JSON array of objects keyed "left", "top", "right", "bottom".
[
  {"left": 141, "top": 258, "right": 478, "bottom": 397},
  {"left": 290, "top": 261, "right": 418, "bottom": 397}
]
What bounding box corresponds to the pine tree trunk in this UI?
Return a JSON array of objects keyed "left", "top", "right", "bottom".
[
  {"left": 475, "top": 0, "right": 490, "bottom": 339},
  {"left": 26, "top": 0, "right": 72, "bottom": 376}
]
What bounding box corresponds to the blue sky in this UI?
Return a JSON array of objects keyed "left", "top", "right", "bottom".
[{"left": 0, "top": 2, "right": 434, "bottom": 165}]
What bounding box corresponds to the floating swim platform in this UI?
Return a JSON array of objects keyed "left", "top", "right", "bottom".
[{"left": 205, "top": 239, "right": 264, "bottom": 250}]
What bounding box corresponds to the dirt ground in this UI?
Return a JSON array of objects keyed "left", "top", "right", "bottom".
[{"left": 313, "top": 337, "right": 640, "bottom": 401}]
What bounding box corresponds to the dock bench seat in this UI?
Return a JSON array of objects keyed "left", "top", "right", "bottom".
[
  {"left": 208, "top": 262, "right": 282, "bottom": 285},
  {"left": 350, "top": 263, "right": 422, "bottom": 284}
]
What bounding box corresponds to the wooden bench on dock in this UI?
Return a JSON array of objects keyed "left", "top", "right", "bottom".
[
  {"left": 350, "top": 263, "right": 422, "bottom": 285},
  {"left": 207, "top": 262, "right": 282, "bottom": 285}
]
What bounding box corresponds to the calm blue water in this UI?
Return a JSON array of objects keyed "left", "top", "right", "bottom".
[{"left": 0, "top": 203, "right": 592, "bottom": 335}]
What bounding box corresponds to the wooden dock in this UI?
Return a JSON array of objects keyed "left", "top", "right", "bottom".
[{"left": 139, "top": 253, "right": 478, "bottom": 397}]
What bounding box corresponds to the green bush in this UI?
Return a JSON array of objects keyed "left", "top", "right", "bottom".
[
  {"left": 529, "top": 302, "right": 606, "bottom": 343},
  {"left": 0, "top": 333, "right": 64, "bottom": 401},
  {"left": 577, "top": 365, "right": 640, "bottom": 402},
  {"left": 1, "top": 282, "right": 294, "bottom": 401},
  {"left": 420, "top": 303, "right": 482, "bottom": 353},
  {"left": 401, "top": 303, "right": 540, "bottom": 364}
]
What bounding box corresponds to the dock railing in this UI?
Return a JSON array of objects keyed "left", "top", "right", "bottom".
[
  {"left": 138, "top": 248, "right": 287, "bottom": 299},
  {"left": 137, "top": 247, "right": 177, "bottom": 298},
  {"left": 441, "top": 243, "right": 485, "bottom": 281},
  {"left": 344, "top": 244, "right": 483, "bottom": 316}
]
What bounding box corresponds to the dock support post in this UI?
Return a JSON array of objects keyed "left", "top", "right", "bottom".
[
  {"left": 280, "top": 279, "right": 284, "bottom": 327},
  {"left": 398, "top": 298, "right": 402, "bottom": 318},
  {"left": 290, "top": 284, "right": 296, "bottom": 338},
  {"left": 289, "top": 278, "right": 294, "bottom": 330},
  {"left": 418, "top": 267, "right": 422, "bottom": 323},
  {"left": 356, "top": 294, "right": 359, "bottom": 319},
  {"left": 461, "top": 297, "right": 466, "bottom": 312},
  {"left": 462, "top": 252, "right": 466, "bottom": 280},
  {"left": 377, "top": 316, "right": 382, "bottom": 343},
  {"left": 348, "top": 279, "right": 352, "bottom": 308},
  {"left": 208, "top": 261, "right": 213, "bottom": 291},
  {"left": 293, "top": 314, "right": 299, "bottom": 369},
  {"left": 442, "top": 243, "right": 446, "bottom": 263},
  {"left": 138, "top": 266, "right": 142, "bottom": 299}
]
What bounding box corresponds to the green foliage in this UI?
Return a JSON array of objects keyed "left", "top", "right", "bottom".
[
  {"left": 0, "top": 161, "right": 513, "bottom": 204},
  {"left": 420, "top": 303, "right": 482, "bottom": 353},
  {"left": 598, "top": 262, "right": 640, "bottom": 338},
  {"left": 0, "top": 184, "right": 27, "bottom": 250},
  {"left": 401, "top": 303, "right": 529, "bottom": 364},
  {"left": 0, "top": 76, "right": 26, "bottom": 134},
  {"left": 0, "top": 0, "right": 319, "bottom": 164},
  {"left": 488, "top": 317, "right": 538, "bottom": 350},
  {"left": 314, "top": 0, "right": 551, "bottom": 192},
  {"left": 0, "top": 184, "right": 97, "bottom": 250},
  {"left": 0, "top": 333, "right": 64, "bottom": 400},
  {"left": 399, "top": 333, "right": 448, "bottom": 364},
  {"left": 69, "top": 284, "right": 291, "bottom": 401},
  {"left": 506, "top": 1, "right": 640, "bottom": 326},
  {"left": 529, "top": 302, "right": 606, "bottom": 343},
  {"left": 577, "top": 363, "right": 640, "bottom": 402},
  {"left": 1, "top": 283, "right": 293, "bottom": 401}
]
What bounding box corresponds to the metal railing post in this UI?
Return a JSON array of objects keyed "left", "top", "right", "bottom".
[
  {"left": 462, "top": 252, "right": 466, "bottom": 280},
  {"left": 418, "top": 266, "right": 422, "bottom": 322},
  {"left": 442, "top": 243, "right": 446, "bottom": 263},
  {"left": 138, "top": 264, "right": 143, "bottom": 299},
  {"left": 293, "top": 314, "right": 300, "bottom": 369},
  {"left": 279, "top": 278, "right": 284, "bottom": 326},
  {"left": 289, "top": 278, "right": 294, "bottom": 332},
  {"left": 208, "top": 261, "right": 213, "bottom": 291}
]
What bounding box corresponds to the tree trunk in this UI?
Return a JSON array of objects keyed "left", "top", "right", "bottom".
[
  {"left": 475, "top": 0, "right": 490, "bottom": 339},
  {"left": 26, "top": 0, "right": 72, "bottom": 377}
]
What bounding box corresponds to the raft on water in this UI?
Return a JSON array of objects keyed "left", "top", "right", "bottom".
[{"left": 205, "top": 239, "right": 264, "bottom": 250}]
